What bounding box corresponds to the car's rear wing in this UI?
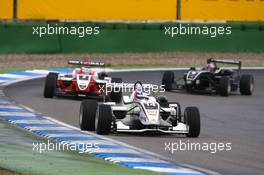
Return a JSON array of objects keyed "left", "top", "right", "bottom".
[
  {"left": 207, "top": 58, "right": 241, "bottom": 70},
  {"left": 68, "top": 60, "right": 105, "bottom": 67},
  {"left": 108, "top": 83, "right": 156, "bottom": 90}
]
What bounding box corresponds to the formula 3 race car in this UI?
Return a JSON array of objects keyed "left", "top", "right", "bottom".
[
  {"left": 162, "top": 58, "right": 254, "bottom": 96},
  {"left": 79, "top": 81, "right": 200, "bottom": 137},
  {"left": 44, "top": 60, "right": 122, "bottom": 103}
]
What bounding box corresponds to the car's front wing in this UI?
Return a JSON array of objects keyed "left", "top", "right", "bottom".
[{"left": 115, "top": 121, "right": 189, "bottom": 134}]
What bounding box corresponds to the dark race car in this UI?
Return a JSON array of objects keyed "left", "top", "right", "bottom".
[
  {"left": 44, "top": 60, "right": 122, "bottom": 102},
  {"left": 162, "top": 58, "right": 254, "bottom": 96}
]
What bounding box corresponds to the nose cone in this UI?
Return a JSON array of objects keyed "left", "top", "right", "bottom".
[
  {"left": 141, "top": 109, "right": 160, "bottom": 125},
  {"left": 77, "top": 75, "right": 91, "bottom": 91}
]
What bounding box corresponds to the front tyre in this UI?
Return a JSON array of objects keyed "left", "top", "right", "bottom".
[
  {"left": 44, "top": 72, "right": 58, "bottom": 98},
  {"left": 98, "top": 72, "right": 108, "bottom": 80},
  {"left": 185, "top": 107, "right": 200, "bottom": 138},
  {"left": 162, "top": 71, "right": 174, "bottom": 91},
  {"left": 79, "top": 100, "right": 98, "bottom": 131},
  {"left": 219, "top": 76, "right": 231, "bottom": 96},
  {"left": 240, "top": 74, "right": 254, "bottom": 95},
  {"left": 95, "top": 104, "right": 112, "bottom": 135}
]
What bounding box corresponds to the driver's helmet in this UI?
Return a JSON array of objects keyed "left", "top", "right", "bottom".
[
  {"left": 81, "top": 66, "right": 90, "bottom": 74},
  {"left": 133, "top": 81, "right": 147, "bottom": 100},
  {"left": 207, "top": 62, "right": 217, "bottom": 71}
]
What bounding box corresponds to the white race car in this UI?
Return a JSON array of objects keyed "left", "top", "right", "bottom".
[{"left": 79, "top": 81, "right": 200, "bottom": 137}]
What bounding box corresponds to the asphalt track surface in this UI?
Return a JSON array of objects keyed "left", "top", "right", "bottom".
[{"left": 4, "top": 70, "right": 264, "bottom": 175}]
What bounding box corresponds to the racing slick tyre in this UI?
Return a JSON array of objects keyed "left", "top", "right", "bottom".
[
  {"left": 219, "top": 76, "right": 231, "bottom": 96},
  {"left": 98, "top": 72, "right": 108, "bottom": 80},
  {"left": 185, "top": 107, "right": 200, "bottom": 138},
  {"left": 162, "top": 71, "right": 174, "bottom": 91},
  {"left": 79, "top": 99, "right": 98, "bottom": 131},
  {"left": 109, "top": 78, "right": 123, "bottom": 103},
  {"left": 240, "top": 74, "right": 254, "bottom": 95},
  {"left": 44, "top": 72, "right": 58, "bottom": 98},
  {"left": 95, "top": 104, "right": 112, "bottom": 135}
]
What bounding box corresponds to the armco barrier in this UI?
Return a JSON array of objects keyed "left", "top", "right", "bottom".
[{"left": 0, "top": 22, "right": 263, "bottom": 53}]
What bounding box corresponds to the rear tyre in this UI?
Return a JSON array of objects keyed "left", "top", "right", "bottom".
[
  {"left": 219, "top": 77, "right": 231, "bottom": 96},
  {"left": 79, "top": 100, "right": 98, "bottom": 131},
  {"left": 240, "top": 74, "right": 254, "bottom": 95},
  {"left": 185, "top": 107, "right": 200, "bottom": 138},
  {"left": 44, "top": 72, "right": 58, "bottom": 98},
  {"left": 95, "top": 104, "right": 112, "bottom": 135},
  {"left": 98, "top": 72, "right": 108, "bottom": 80},
  {"left": 162, "top": 71, "right": 174, "bottom": 91},
  {"left": 109, "top": 78, "right": 123, "bottom": 103}
]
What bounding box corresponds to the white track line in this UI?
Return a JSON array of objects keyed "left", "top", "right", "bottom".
[
  {"left": 0, "top": 112, "right": 36, "bottom": 117},
  {"left": 60, "top": 140, "right": 119, "bottom": 146},
  {"left": 26, "top": 70, "right": 50, "bottom": 75},
  {"left": 46, "top": 133, "right": 90, "bottom": 137},
  {"left": 88, "top": 148, "right": 139, "bottom": 154},
  {"left": 11, "top": 120, "right": 55, "bottom": 124},
  {"left": 106, "top": 157, "right": 167, "bottom": 163},
  {"left": 0, "top": 101, "right": 12, "bottom": 105},
  {"left": 135, "top": 167, "right": 204, "bottom": 174},
  {"left": 1, "top": 75, "right": 45, "bottom": 86},
  {"left": 0, "top": 105, "right": 22, "bottom": 109},
  {"left": 25, "top": 126, "right": 74, "bottom": 131},
  {"left": 0, "top": 74, "right": 28, "bottom": 79}
]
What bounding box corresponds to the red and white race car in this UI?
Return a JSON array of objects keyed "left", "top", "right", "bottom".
[{"left": 43, "top": 60, "right": 122, "bottom": 103}]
